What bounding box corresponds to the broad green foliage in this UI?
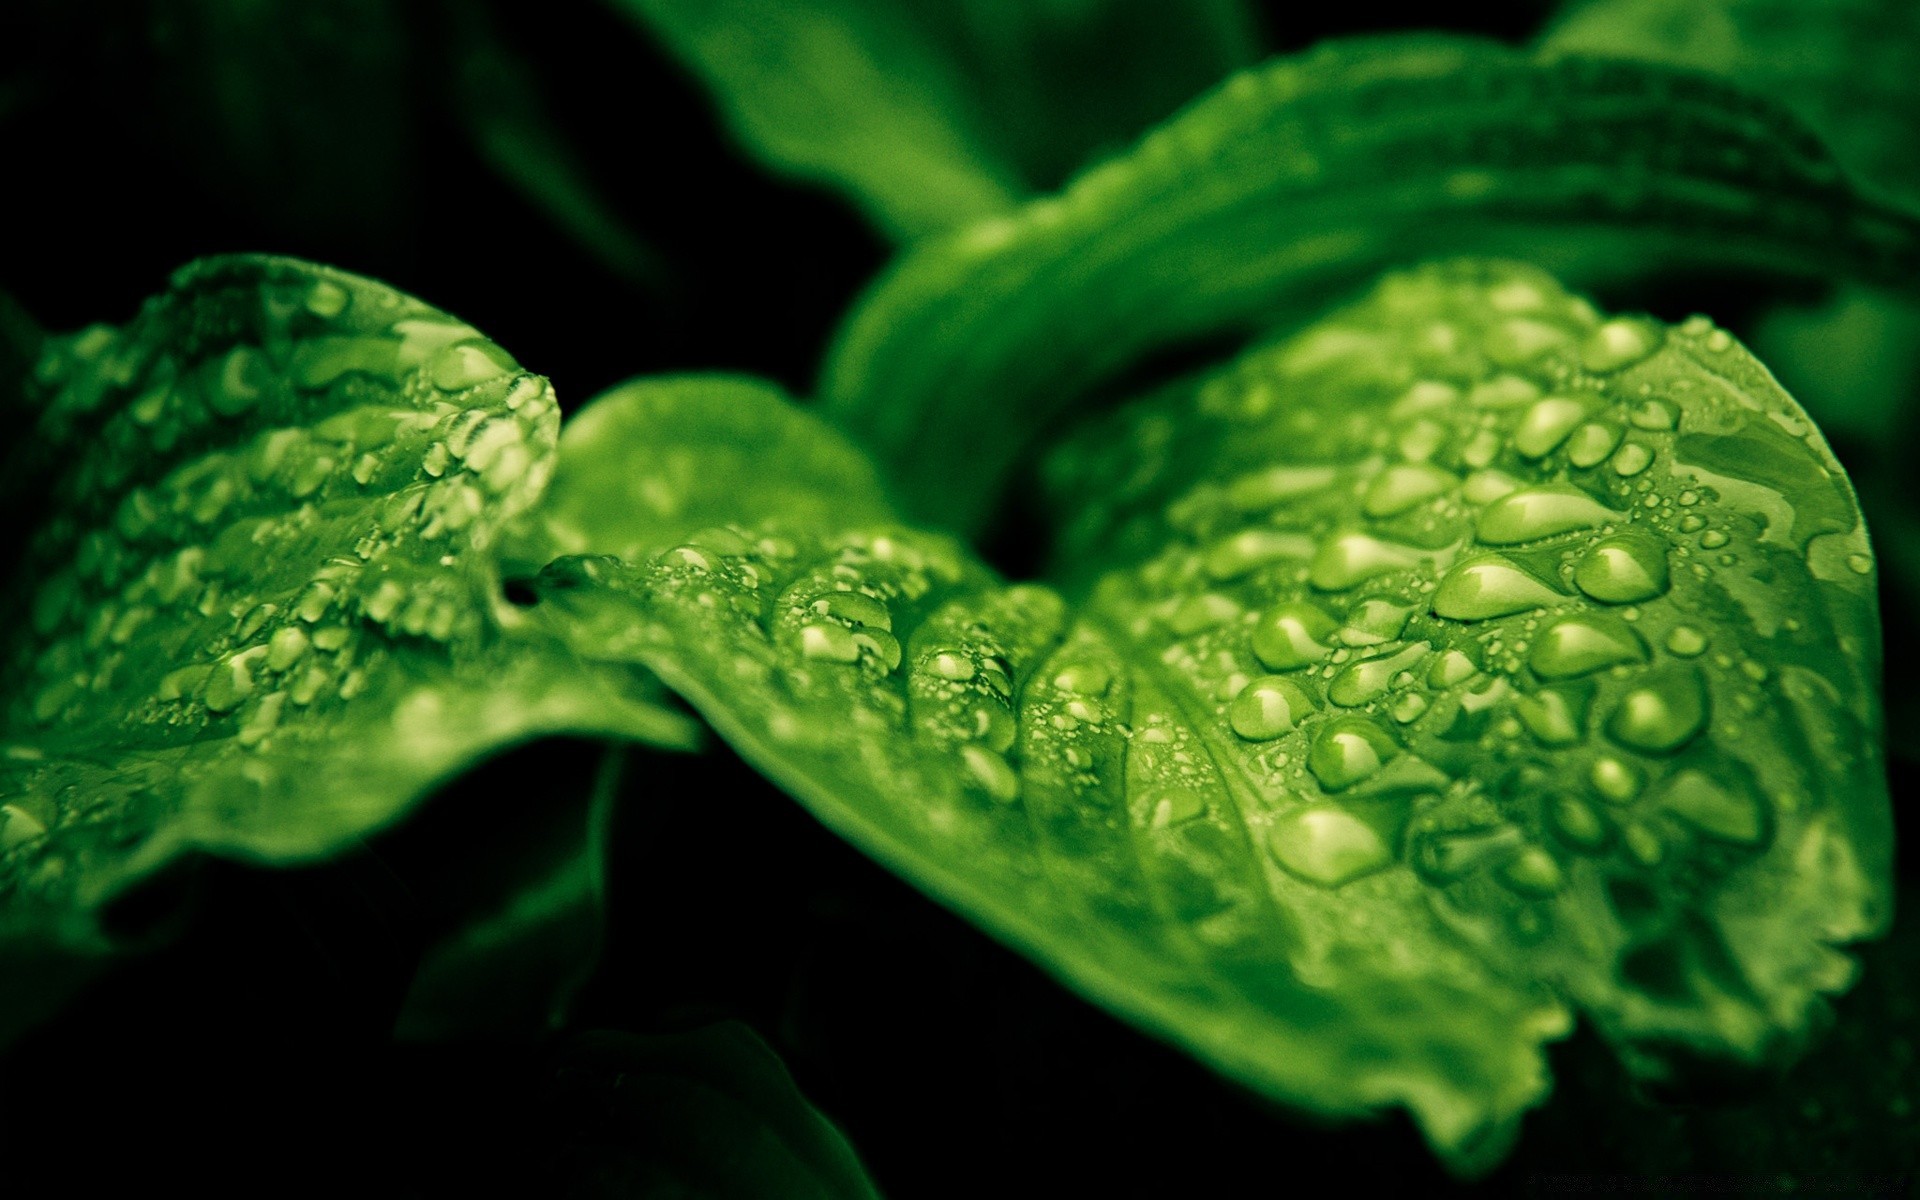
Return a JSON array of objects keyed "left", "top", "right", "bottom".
[
  {"left": 611, "top": 0, "right": 1256, "bottom": 237},
  {"left": 550, "top": 1023, "right": 882, "bottom": 1199},
  {"left": 0, "top": 258, "right": 697, "bottom": 975},
  {"left": 525, "top": 264, "right": 1888, "bottom": 1169},
  {"left": 823, "top": 35, "right": 1920, "bottom": 537}
]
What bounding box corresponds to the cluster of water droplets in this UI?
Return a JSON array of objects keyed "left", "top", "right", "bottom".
[
  {"left": 0, "top": 261, "right": 558, "bottom": 897},
  {"left": 1049, "top": 261, "right": 1877, "bottom": 1018}
]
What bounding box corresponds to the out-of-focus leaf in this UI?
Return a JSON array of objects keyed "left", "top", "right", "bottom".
[
  {"left": 148, "top": 0, "right": 414, "bottom": 242},
  {"left": 547, "top": 1023, "right": 882, "bottom": 1199},
  {"left": 526, "top": 265, "right": 1889, "bottom": 1170},
  {"left": 1545, "top": 0, "right": 1920, "bottom": 197},
  {"left": 396, "top": 748, "right": 626, "bottom": 1042},
  {"left": 607, "top": 0, "right": 1257, "bottom": 238},
  {"left": 0, "top": 258, "right": 698, "bottom": 1005},
  {"left": 443, "top": 1, "right": 665, "bottom": 292},
  {"left": 821, "top": 35, "right": 1920, "bottom": 537}
]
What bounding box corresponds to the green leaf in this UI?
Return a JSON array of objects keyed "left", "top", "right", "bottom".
[
  {"left": 1544, "top": 0, "right": 1920, "bottom": 199},
  {"left": 821, "top": 34, "right": 1920, "bottom": 536},
  {"left": 548, "top": 1023, "right": 882, "bottom": 1199},
  {"left": 608, "top": 0, "right": 1257, "bottom": 238},
  {"left": 529, "top": 264, "right": 1889, "bottom": 1170},
  {"left": 0, "top": 257, "right": 698, "bottom": 983}
]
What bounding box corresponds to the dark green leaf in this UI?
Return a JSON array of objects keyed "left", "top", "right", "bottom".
[
  {"left": 608, "top": 0, "right": 1257, "bottom": 237},
  {"left": 821, "top": 34, "right": 1920, "bottom": 536},
  {"left": 0, "top": 257, "right": 698, "bottom": 987},
  {"left": 531, "top": 264, "right": 1889, "bottom": 1170},
  {"left": 549, "top": 1023, "right": 882, "bottom": 1199}
]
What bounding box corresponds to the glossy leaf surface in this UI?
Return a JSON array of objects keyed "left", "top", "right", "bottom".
[
  {"left": 823, "top": 35, "right": 1920, "bottom": 535},
  {"left": 530, "top": 265, "right": 1888, "bottom": 1168},
  {"left": 0, "top": 258, "right": 697, "bottom": 967}
]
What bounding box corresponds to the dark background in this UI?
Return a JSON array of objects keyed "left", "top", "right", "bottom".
[{"left": 2, "top": 1, "right": 1914, "bottom": 1196}]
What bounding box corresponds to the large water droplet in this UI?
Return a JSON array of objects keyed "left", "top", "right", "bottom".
[
  {"left": 1307, "top": 718, "right": 1398, "bottom": 790},
  {"left": 1574, "top": 536, "right": 1669, "bottom": 603},
  {"left": 928, "top": 652, "right": 975, "bottom": 681},
  {"left": 1498, "top": 846, "right": 1566, "bottom": 897},
  {"left": 1589, "top": 755, "right": 1641, "bottom": 803},
  {"left": 1580, "top": 319, "right": 1661, "bottom": 373},
  {"left": 1607, "top": 670, "right": 1707, "bottom": 753},
  {"left": 1203, "top": 529, "right": 1313, "bottom": 580},
  {"left": 1513, "top": 397, "right": 1587, "bottom": 459},
  {"left": 961, "top": 745, "right": 1021, "bottom": 803},
  {"left": 1251, "top": 601, "right": 1338, "bottom": 671},
  {"left": 429, "top": 340, "right": 515, "bottom": 392},
  {"left": 1530, "top": 614, "right": 1647, "bottom": 678},
  {"left": 1656, "top": 769, "right": 1766, "bottom": 845},
  {"left": 1225, "top": 465, "right": 1339, "bottom": 512},
  {"left": 1229, "top": 676, "right": 1315, "bottom": 740},
  {"left": 800, "top": 622, "right": 862, "bottom": 663},
  {"left": 1516, "top": 689, "right": 1583, "bottom": 745},
  {"left": 1328, "top": 643, "right": 1428, "bottom": 707},
  {"left": 1362, "top": 464, "right": 1455, "bottom": 517},
  {"left": 1309, "top": 533, "right": 1420, "bottom": 591},
  {"left": 1564, "top": 422, "right": 1622, "bottom": 468},
  {"left": 1166, "top": 592, "right": 1243, "bottom": 635},
  {"left": 1432, "top": 557, "right": 1564, "bottom": 620},
  {"left": 1476, "top": 486, "right": 1618, "bottom": 544},
  {"left": 1269, "top": 806, "right": 1392, "bottom": 887},
  {"left": 1548, "top": 794, "right": 1609, "bottom": 851}
]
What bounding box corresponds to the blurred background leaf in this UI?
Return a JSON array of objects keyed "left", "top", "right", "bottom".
[{"left": 607, "top": 0, "right": 1259, "bottom": 238}]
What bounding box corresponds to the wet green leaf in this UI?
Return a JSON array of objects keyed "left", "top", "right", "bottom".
[
  {"left": 548, "top": 1023, "right": 882, "bottom": 1199},
  {"left": 822, "top": 34, "right": 1920, "bottom": 536},
  {"left": 530, "top": 264, "right": 1889, "bottom": 1170},
  {"left": 609, "top": 0, "right": 1257, "bottom": 237},
  {"left": 0, "top": 257, "right": 698, "bottom": 987}
]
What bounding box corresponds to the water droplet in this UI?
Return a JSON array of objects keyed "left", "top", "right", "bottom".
[
  {"left": 0, "top": 804, "right": 49, "bottom": 851},
  {"left": 1307, "top": 717, "right": 1398, "bottom": 790},
  {"left": 305, "top": 279, "right": 349, "bottom": 319},
  {"left": 1580, "top": 319, "right": 1661, "bottom": 373},
  {"left": 1432, "top": 557, "right": 1564, "bottom": 620},
  {"left": 1548, "top": 795, "right": 1609, "bottom": 851},
  {"left": 800, "top": 622, "right": 861, "bottom": 663},
  {"left": 1329, "top": 643, "right": 1428, "bottom": 707},
  {"left": 1607, "top": 670, "right": 1708, "bottom": 753},
  {"left": 1589, "top": 755, "right": 1641, "bottom": 803},
  {"left": 266, "top": 626, "right": 310, "bottom": 671},
  {"left": 1269, "top": 806, "right": 1392, "bottom": 887},
  {"left": 1229, "top": 676, "right": 1315, "bottom": 740},
  {"left": 1463, "top": 469, "right": 1520, "bottom": 505},
  {"left": 1530, "top": 614, "right": 1646, "bottom": 678},
  {"left": 1149, "top": 789, "right": 1207, "bottom": 827},
  {"left": 1053, "top": 662, "right": 1112, "bottom": 695},
  {"left": 1565, "top": 422, "right": 1622, "bottom": 468},
  {"left": 1610, "top": 442, "right": 1653, "bottom": 476},
  {"left": 1251, "top": 602, "right": 1339, "bottom": 671},
  {"left": 1513, "top": 397, "right": 1587, "bottom": 458},
  {"left": 1469, "top": 374, "right": 1542, "bottom": 409},
  {"left": 1848, "top": 552, "right": 1874, "bottom": 575},
  {"left": 961, "top": 745, "right": 1020, "bottom": 803},
  {"left": 1574, "top": 536, "right": 1669, "bottom": 603},
  {"left": 1622, "top": 823, "right": 1665, "bottom": 866},
  {"left": 1338, "top": 599, "right": 1413, "bottom": 646},
  {"left": 928, "top": 652, "right": 975, "bottom": 682},
  {"left": 1699, "top": 529, "right": 1728, "bottom": 549},
  {"left": 1309, "top": 533, "right": 1419, "bottom": 591},
  {"left": 1657, "top": 769, "right": 1766, "bottom": 845},
  {"left": 429, "top": 340, "right": 515, "bottom": 392},
  {"left": 1362, "top": 464, "right": 1455, "bottom": 517},
  {"left": 1498, "top": 846, "right": 1566, "bottom": 897},
  {"left": 205, "top": 647, "right": 265, "bottom": 714},
  {"left": 1166, "top": 592, "right": 1243, "bottom": 635},
  {"left": 1476, "top": 486, "right": 1619, "bottom": 544},
  {"left": 1517, "top": 689, "right": 1583, "bottom": 745},
  {"left": 811, "top": 590, "right": 892, "bottom": 630},
  {"left": 1665, "top": 626, "right": 1707, "bottom": 656},
  {"left": 1203, "top": 529, "right": 1313, "bottom": 579},
  {"left": 1428, "top": 649, "right": 1477, "bottom": 687},
  {"left": 1629, "top": 399, "right": 1677, "bottom": 431},
  {"left": 1225, "top": 464, "right": 1339, "bottom": 512},
  {"left": 1391, "top": 692, "right": 1428, "bottom": 723},
  {"left": 1414, "top": 824, "right": 1522, "bottom": 884},
  {"left": 209, "top": 346, "right": 267, "bottom": 417}
]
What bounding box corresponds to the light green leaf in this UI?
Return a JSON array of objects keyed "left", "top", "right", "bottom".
[
  {"left": 821, "top": 34, "right": 1920, "bottom": 536},
  {"left": 550, "top": 1023, "right": 883, "bottom": 1199},
  {"left": 0, "top": 257, "right": 698, "bottom": 984},
  {"left": 530, "top": 263, "right": 1889, "bottom": 1170},
  {"left": 608, "top": 0, "right": 1256, "bottom": 238}
]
